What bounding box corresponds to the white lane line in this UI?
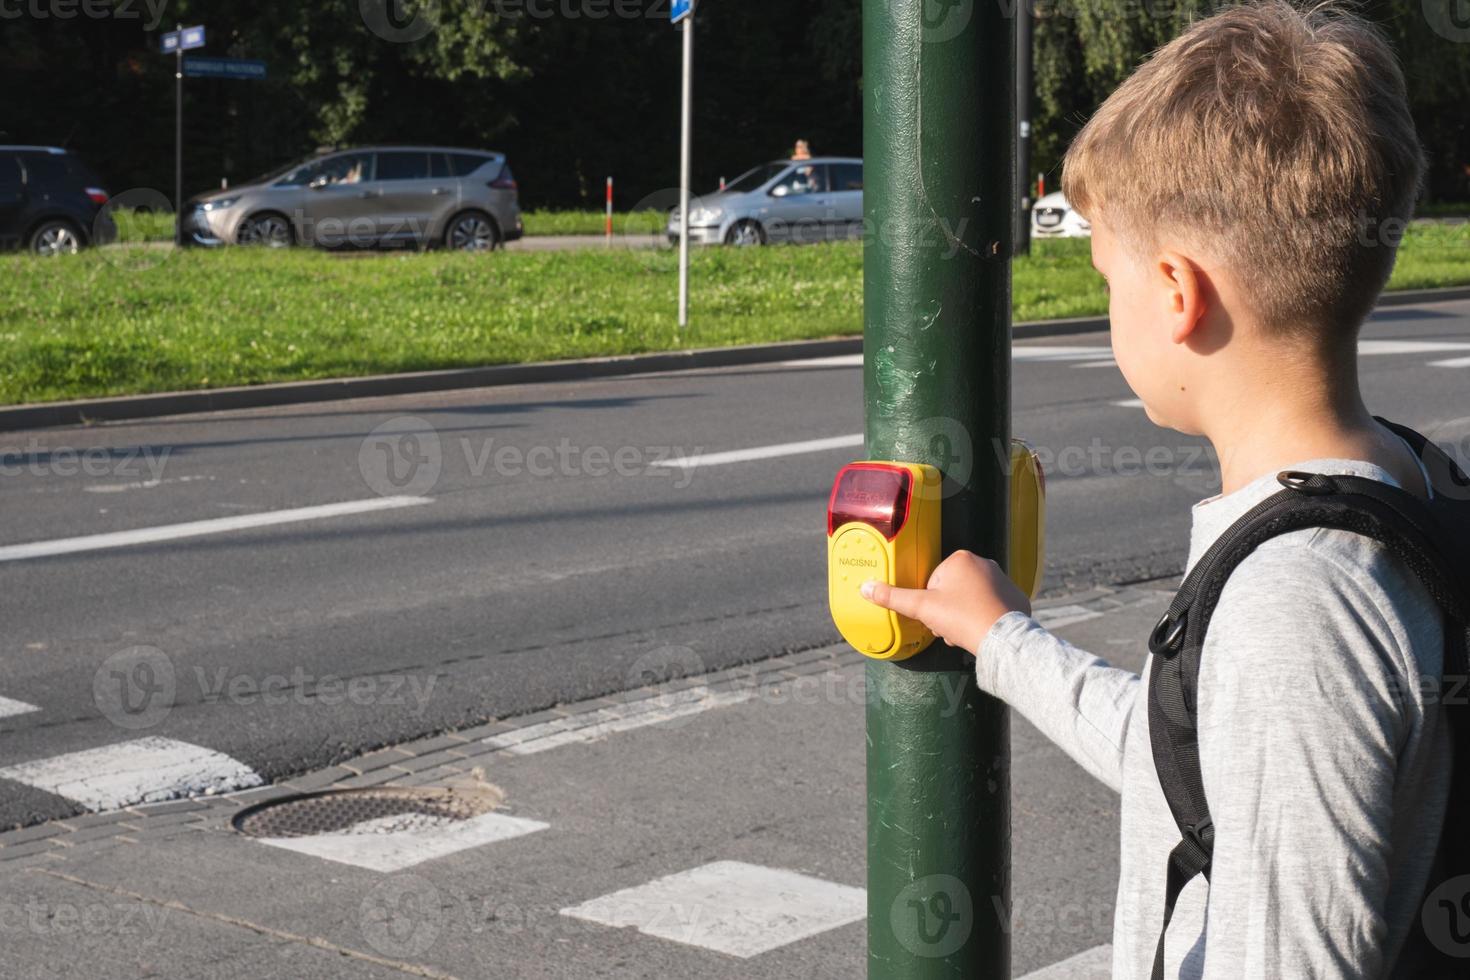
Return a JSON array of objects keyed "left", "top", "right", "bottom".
[
  {"left": 258, "top": 811, "right": 549, "bottom": 873},
  {"left": 0, "top": 737, "right": 262, "bottom": 812},
  {"left": 1430, "top": 355, "right": 1470, "bottom": 368},
  {"left": 780, "top": 354, "right": 863, "bottom": 368},
  {"left": 561, "top": 861, "right": 865, "bottom": 959},
  {"left": 484, "top": 686, "right": 756, "bottom": 756},
  {"left": 1360, "top": 340, "right": 1470, "bottom": 356},
  {"left": 0, "top": 495, "right": 430, "bottom": 563},
  {"left": 1114, "top": 398, "right": 1145, "bottom": 409},
  {"left": 1034, "top": 605, "right": 1105, "bottom": 631},
  {"left": 0, "top": 696, "right": 40, "bottom": 719},
  {"left": 781, "top": 347, "right": 1117, "bottom": 370},
  {"left": 1018, "top": 944, "right": 1113, "bottom": 980},
  {"left": 652, "top": 434, "right": 864, "bottom": 470},
  {"left": 1014, "top": 345, "right": 1114, "bottom": 363}
]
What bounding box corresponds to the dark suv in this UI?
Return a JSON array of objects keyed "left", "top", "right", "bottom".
[{"left": 0, "top": 146, "right": 112, "bottom": 255}]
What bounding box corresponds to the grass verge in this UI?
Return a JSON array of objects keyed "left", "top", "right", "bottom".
[{"left": 2, "top": 226, "right": 1466, "bottom": 405}]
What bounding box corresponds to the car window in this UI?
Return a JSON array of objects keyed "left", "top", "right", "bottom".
[
  {"left": 0, "top": 154, "right": 21, "bottom": 190},
  {"left": 278, "top": 152, "right": 374, "bottom": 187},
  {"left": 18, "top": 152, "right": 73, "bottom": 186},
  {"left": 831, "top": 163, "right": 863, "bottom": 191},
  {"left": 445, "top": 153, "right": 491, "bottom": 177},
  {"left": 376, "top": 151, "right": 431, "bottom": 181},
  {"left": 722, "top": 162, "right": 787, "bottom": 194},
  {"left": 770, "top": 163, "right": 829, "bottom": 197}
]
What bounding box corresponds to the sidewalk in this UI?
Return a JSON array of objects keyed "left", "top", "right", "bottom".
[{"left": 0, "top": 584, "right": 1172, "bottom": 979}]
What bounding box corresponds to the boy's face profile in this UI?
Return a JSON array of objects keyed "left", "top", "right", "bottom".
[{"left": 1090, "top": 217, "right": 1215, "bottom": 438}]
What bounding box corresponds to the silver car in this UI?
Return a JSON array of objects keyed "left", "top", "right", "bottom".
[
  {"left": 184, "top": 146, "right": 524, "bottom": 251},
  {"left": 666, "top": 157, "right": 864, "bottom": 246}
]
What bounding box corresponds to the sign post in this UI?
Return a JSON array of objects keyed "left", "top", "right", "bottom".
[
  {"left": 161, "top": 24, "right": 206, "bottom": 246},
  {"left": 1016, "top": 5, "right": 1035, "bottom": 256},
  {"left": 863, "top": 0, "right": 1014, "bottom": 975},
  {"left": 672, "top": 0, "right": 693, "bottom": 329}
]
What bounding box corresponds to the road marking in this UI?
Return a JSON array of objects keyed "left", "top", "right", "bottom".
[
  {"left": 1034, "top": 605, "right": 1105, "bottom": 630},
  {"left": 1360, "top": 340, "right": 1470, "bottom": 356},
  {"left": 781, "top": 347, "right": 1117, "bottom": 370},
  {"left": 783, "top": 341, "right": 1470, "bottom": 372},
  {"left": 652, "top": 434, "right": 864, "bottom": 470},
  {"left": 1013, "top": 345, "right": 1114, "bottom": 363},
  {"left": 780, "top": 354, "right": 863, "bottom": 368},
  {"left": 484, "top": 686, "right": 756, "bottom": 756},
  {"left": 1430, "top": 355, "right": 1470, "bottom": 368},
  {"left": 561, "top": 861, "right": 865, "bottom": 958},
  {"left": 84, "top": 474, "right": 214, "bottom": 494},
  {"left": 257, "top": 811, "right": 548, "bottom": 873},
  {"left": 0, "top": 736, "right": 262, "bottom": 811},
  {"left": 1114, "top": 398, "right": 1145, "bottom": 409},
  {"left": 1018, "top": 944, "right": 1113, "bottom": 979},
  {"left": 0, "top": 495, "right": 430, "bottom": 563},
  {"left": 0, "top": 696, "right": 39, "bottom": 719}
]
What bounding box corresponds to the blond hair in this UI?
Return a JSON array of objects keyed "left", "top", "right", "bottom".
[{"left": 1062, "top": 0, "right": 1424, "bottom": 338}]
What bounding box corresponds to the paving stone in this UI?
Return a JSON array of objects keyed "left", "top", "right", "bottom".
[
  {"left": 0, "top": 839, "right": 64, "bottom": 861},
  {"left": 0, "top": 822, "right": 68, "bottom": 847},
  {"left": 280, "top": 766, "right": 356, "bottom": 792}
]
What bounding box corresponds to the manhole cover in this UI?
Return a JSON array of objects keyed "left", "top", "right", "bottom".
[{"left": 233, "top": 786, "right": 504, "bottom": 839}]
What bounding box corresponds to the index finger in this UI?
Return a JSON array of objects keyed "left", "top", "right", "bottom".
[{"left": 861, "top": 580, "right": 927, "bottom": 620}]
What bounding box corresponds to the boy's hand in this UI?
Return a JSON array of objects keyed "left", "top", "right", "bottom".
[{"left": 860, "top": 551, "right": 1031, "bottom": 656}]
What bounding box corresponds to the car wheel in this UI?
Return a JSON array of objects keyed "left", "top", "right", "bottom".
[
  {"left": 29, "top": 220, "right": 83, "bottom": 256},
  {"left": 237, "top": 213, "right": 293, "bottom": 248},
  {"left": 444, "top": 211, "right": 500, "bottom": 252},
  {"left": 724, "top": 220, "right": 765, "bottom": 247}
]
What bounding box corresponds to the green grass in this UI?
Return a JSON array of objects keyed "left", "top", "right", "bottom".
[
  {"left": 522, "top": 209, "right": 664, "bottom": 237},
  {"left": 2, "top": 225, "right": 1466, "bottom": 405},
  {"left": 110, "top": 209, "right": 177, "bottom": 243}
]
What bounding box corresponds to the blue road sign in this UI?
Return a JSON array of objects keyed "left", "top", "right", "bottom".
[
  {"left": 180, "top": 25, "right": 206, "bottom": 50},
  {"left": 671, "top": 0, "right": 692, "bottom": 24},
  {"left": 161, "top": 31, "right": 179, "bottom": 52},
  {"left": 184, "top": 57, "right": 267, "bottom": 81}
]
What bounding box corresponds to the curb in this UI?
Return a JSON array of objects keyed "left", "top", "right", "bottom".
[{"left": 4, "top": 285, "right": 1467, "bottom": 433}]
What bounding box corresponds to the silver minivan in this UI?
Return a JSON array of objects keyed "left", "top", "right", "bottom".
[
  {"left": 184, "top": 146, "right": 524, "bottom": 251},
  {"left": 666, "top": 157, "right": 864, "bottom": 246}
]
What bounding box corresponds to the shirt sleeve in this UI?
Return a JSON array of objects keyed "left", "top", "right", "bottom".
[
  {"left": 977, "top": 610, "right": 1141, "bottom": 793},
  {"left": 1193, "top": 538, "right": 1412, "bottom": 979}
]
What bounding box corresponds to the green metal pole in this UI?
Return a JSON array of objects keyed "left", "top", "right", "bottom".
[{"left": 863, "top": 0, "right": 1013, "bottom": 976}]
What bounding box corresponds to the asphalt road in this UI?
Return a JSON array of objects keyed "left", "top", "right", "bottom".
[{"left": 2, "top": 296, "right": 1468, "bottom": 830}]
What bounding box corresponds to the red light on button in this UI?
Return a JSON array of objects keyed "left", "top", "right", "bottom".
[{"left": 828, "top": 463, "right": 912, "bottom": 540}]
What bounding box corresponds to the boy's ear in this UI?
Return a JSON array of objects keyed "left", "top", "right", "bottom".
[{"left": 1156, "top": 251, "right": 1208, "bottom": 345}]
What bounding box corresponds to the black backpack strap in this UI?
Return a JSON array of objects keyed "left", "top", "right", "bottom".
[{"left": 1147, "top": 468, "right": 1470, "bottom": 979}]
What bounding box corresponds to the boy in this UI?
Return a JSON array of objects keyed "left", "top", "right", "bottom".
[{"left": 863, "top": 2, "right": 1450, "bottom": 976}]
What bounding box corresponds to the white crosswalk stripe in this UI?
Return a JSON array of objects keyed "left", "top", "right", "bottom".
[
  {"left": 256, "top": 811, "right": 549, "bottom": 872},
  {"left": 0, "top": 737, "right": 262, "bottom": 811},
  {"left": 483, "top": 686, "right": 756, "bottom": 756},
  {"left": 561, "top": 861, "right": 865, "bottom": 958},
  {"left": 0, "top": 696, "right": 40, "bottom": 719}
]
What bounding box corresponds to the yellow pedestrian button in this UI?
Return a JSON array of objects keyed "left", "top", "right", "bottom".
[
  {"left": 826, "top": 461, "right": 941, "bottom": 661},
  {"left": 826, "top": 445, "right": 1045, "bottom": 662}
]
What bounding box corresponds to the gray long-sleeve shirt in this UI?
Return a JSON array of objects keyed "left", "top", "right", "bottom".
[{"left": 978, "top": 454, "right": 1450, "bottom": 978}]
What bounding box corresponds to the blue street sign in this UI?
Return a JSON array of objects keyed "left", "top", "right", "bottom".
[
  {"left": 180, "top": 25, "right": 206, "bottom": 50},
  {"left": 184, "top": 57, "right": 267, "bottom": 81},
  {"left": 671, "top": 0, "right": 692, "bottom": 24},
  {"left": 161, "top": 31, "right": 179, "bottom": 52}
]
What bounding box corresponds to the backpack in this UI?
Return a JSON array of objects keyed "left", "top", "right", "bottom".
[{"left": 1146, "top": 418, "right": 1470, "bottom": 979}]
